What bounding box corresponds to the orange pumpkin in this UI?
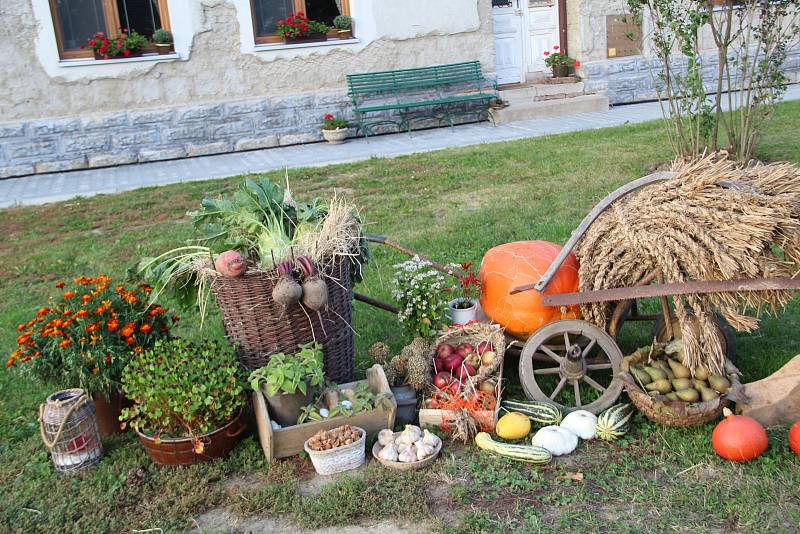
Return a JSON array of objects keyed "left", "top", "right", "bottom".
[
  {"left": 790, "top": 421, "right": 800, "bottom": 456},
  {"left": 712, "top": 408, "right": 768, "bottom": 462},
  {"left": 479, "top": 241, "right": 581, "bottom": 338}
]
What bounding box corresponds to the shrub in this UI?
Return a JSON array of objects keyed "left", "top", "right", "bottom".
[
  {"left": 152, "top": 28, "right": 173, "bottom": 44},
  {"left": 333, "top": 15, "right": 352, "bottom": 30}
]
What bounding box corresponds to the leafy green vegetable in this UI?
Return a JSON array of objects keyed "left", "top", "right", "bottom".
[{"left": 248, "top": 342, "right": 324, "bottom": 397}]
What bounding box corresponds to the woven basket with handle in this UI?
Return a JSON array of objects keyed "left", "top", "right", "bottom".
[{"left": 211, "top": 256, "right": 354, "bottom": 383}]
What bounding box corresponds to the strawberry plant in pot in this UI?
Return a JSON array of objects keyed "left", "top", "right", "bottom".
[
  {"left": 248, "top": 342, "right": 325, "bottom": 427},
  {"left": 543, "top": 45, "right": 581, "bottom": 78},
  {"left": 6, "top": 274, "right": 175, "bottom": 436},
  {"left": 276, "top": 12, "right": 329, "bottom": 43},
  {"left": 448, "top": 262, "right": 480, "bottom": 325},
  {"left": 322, "top": 113, "right": 349, "bottom": 144},
  {"left": 120, "top": 338, "right": 246, "bottom": 466}
]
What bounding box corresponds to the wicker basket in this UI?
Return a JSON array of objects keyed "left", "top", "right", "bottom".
[
  {"left": 303, "top": 426, "right": 366, "bottom": 475},
  {"left": 211, "top": 256, "right": 354, "bottom": 383},
  {"left": 371, "top": 431, "right": 442, "bottom": 470},
  {"left": 621, "top": 357, "right": 742, "bottom": 427}
]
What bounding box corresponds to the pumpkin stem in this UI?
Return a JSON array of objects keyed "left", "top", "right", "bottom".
[{"left": 722, "top": 407, "right": 733, "bottom": 417}]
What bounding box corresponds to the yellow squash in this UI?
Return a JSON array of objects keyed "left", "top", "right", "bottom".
[{"left": 495, "top": 412, "right": 531, "bottom": 440}]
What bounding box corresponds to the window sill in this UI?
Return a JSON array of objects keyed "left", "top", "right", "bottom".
[
  {"left": 58, "top": 53, "right": 181, "bottom": 67},
  {"left": 254, "top": 38, "right": 360, "bottom": 52}
]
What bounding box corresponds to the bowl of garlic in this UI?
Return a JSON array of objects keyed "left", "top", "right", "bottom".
[{"left": 372, "top": 424, "right": 442, "bottom": 470}]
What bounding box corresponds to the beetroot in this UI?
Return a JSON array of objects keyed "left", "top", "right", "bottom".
[
  {"left": 297, "top": 256, "right": 328, "bottom": 311},
  {"left": 214, "top": 250, "right": 247, "bottom": 277},
  {"left": 271, "top": 260, "right": 301, "bottom": 310}
]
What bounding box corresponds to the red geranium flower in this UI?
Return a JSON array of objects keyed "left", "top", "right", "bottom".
[
  {"left": 553, "top": 45, "right": 560, "bottom": 50},
  {"left": 123, "top": 49, "right": 131, "bottom": 57},
  {"left": 573, "top": 60, "right": 581, "bottom": 68},
  {"left": 324, "top": 113, "right": 334, "bottom": 120},
  {"left": 543, "top": 51, "right": 550, "bottom": 56}
]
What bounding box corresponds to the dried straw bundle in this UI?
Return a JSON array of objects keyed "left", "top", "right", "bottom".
[{"left": 575, "top": 155, "right": 800, "bottom": 373}]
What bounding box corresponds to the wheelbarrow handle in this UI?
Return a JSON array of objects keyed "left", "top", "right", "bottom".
[{"left": 364, "top": 234, "right": 461, "bottom": 278}]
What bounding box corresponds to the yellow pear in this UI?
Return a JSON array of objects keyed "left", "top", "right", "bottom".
[{"left": 667, "top": 358, "right": 691, "bottom": 379}]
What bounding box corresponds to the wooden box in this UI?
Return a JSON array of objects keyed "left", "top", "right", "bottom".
[
  {"left": 253, "top": 364, "right": 397, "bottom": 462},
  {"left": 418, "top": 366, "right": 503, "bottom": 432}
]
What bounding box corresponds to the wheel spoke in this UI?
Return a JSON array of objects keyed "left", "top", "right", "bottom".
[
  {"left": 583, "top": 375, "right": 606, "bottom": 392},
  {"left": 540, "top": 345, "right": 564, "bottom": 363},
  {"left": 580, "top": 338, "right": 597, "bottom": 359},
  {"left": 550, "top": 377, "right": 567, "bottom": 400},
  {"left": 586, "top": 362, "right": 613, "bottom": 371},
  {"left": 573, "top": 380, "right": 582, "bottom": 406},
  {"left": 563, "top": 332, "right": 571, "bottom": 352},
  {"left": 533, "top": 367, "right": 562, "bottom": 375}
]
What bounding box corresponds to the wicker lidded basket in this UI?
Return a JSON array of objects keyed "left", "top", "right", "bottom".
[
  {"left": 303, "top": 426, "right": 366, "bottom": 475},
  {"left": 429, "top": 323, "right": 506, "bottom": 386},
  {"left": 211, "top": 256, "right": 354, "bottom": 383},
  {"left": 621, "top": 352, "right": 742, "bottom": 427}
]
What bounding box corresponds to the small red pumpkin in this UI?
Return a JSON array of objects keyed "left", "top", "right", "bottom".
[
  {"left": 712, "top": 408, "right": 768, "bottom": 462},
  {"left": 789, "top": 421, "right": 800, "bottom": 456}
]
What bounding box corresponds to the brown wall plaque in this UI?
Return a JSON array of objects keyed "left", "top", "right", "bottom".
[{"left": 606, "top": 15, "right": 642, "bottom": 58}]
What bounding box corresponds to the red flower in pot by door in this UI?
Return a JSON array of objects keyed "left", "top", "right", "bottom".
[{"left": 121, "top": 338, "right": 246, "bottom": 466}]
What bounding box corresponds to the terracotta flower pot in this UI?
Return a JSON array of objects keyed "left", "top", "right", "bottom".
[
  {"left": 155, "top": 43, "right": 174, "bottom": 55},
  {"left": 92, "top": 390, "right": 132, "bottom": 437},
  {"left": 264, "top": 386, "right": 315, "bottom": 426},
  {"left": 552, "top": 64, "right": 570, "bottom": 78},
  {"left": 136, "top": 410, "right": 246, "bottom": 466}
]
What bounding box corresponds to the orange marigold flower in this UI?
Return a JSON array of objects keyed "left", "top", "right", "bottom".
[
  {"left": 107, "top": 318, "right": 120, "bottom": 332},
  {"left": 171, "top": 315, "right": 180, "bottom": 323},
  {"left": 17, "top": 324, "right": 25, "bottom": 332},
  {"left": 34, "top": 351, "right": 41, "bottom": 357},
  {"left": 139, "top": 284, "right": 153, "bottom": 294},
  {"left": 126, "top": 336, "right": 135, "bottom": 346},
  {"left": 6, "top": 356, "right": 14, "bottom": 368},
  {"left": 93, "top": 306, "right": 106, "bottom": 315},
  {"left": 59, "top": 338, "right": 72, "bottom": 348},
  {"left": 62, "top": 310, "right": 72, "bottom": 316},
  {"left": 133, "top": 346, "right": 143, "bottom": 354},
  {"left": 85, "top": 322, "right": 100, "bottom": 334},
  {"left": 120, "top": 326, "right": 134, "bottom": 338},
  {"left": 102, "top": 300, "right": 112, "bottom": 308},
  {"left": 81, "top": 294, "right": 92, "bottom": 304},
  {"left": 92, "top": 367, "right": 99, "bottom": 375},
  {"left": 37, "top": 307, "right": 51, "bottom": 317},
  {"left": 62, "top": 319, "right": 73, "bottom": 328},
  {"left": 91, "top": 335, "right": 101, "bottom": 345},
  {"left": 53, "top": 319, "right": 64, "bottom": 328},
  {"left": 17, "top": 332, "right": 31, "bottom": 345},
  {"left": 115, "top": 285, "right": 126, "bottom": 295},
  {"left": 124, "top": 294, "right": 138, "bottom": 304},
  {"left": 55, "top": 281, "right": 65, "bottom": 289},
  {"left": 139, "top": 324, "right": 152, "bottom": 334},
  {"left": 75, "top": 309, "right": 89, "bottom": 318},
  {"left": 63, "top": 291, "right": 75, "bottom": 300}
]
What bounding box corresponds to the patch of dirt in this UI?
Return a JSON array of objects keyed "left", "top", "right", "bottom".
[{"left": 296, "top": 462, "right": 370, "bottom": 497}]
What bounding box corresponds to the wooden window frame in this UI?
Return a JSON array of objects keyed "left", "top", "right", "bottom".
[
  {"left": 252, "top": 0, "right": 351, "bottom": 45},
  {"left": 49, "top": 0, "right": 171, "bottom": 60}
]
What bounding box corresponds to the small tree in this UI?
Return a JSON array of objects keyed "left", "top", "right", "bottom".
[{"left": 628, "top": 0, "right": 800, "bottom": 162}]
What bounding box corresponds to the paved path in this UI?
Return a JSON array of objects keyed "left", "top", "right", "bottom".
[{"left": 2, "top": 84, "right": 799, "bottom": 208}]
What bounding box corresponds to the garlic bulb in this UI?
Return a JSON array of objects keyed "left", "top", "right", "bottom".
[
  {"left": 397, "top": 442, "right": 412, "bottom": 454},
  {"left": 398, "top": 448, "right": 417, "bottom": 463},
  {"left": 378, "top": 429, "right": 395, "bottom": 446},
  {"left": 396, "top": 426, "right": 422, "bottom": 445},
  {"left": 416, "top": 443, "right": 434, "bottom": 461},
  {"left": 422, "top": 429, "right": 440, "bottom": 448},
  {"left": 378, "top": 443, "right": 398, "bottom": 462}
]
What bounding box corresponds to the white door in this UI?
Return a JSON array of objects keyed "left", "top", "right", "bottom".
[
  {"left": 524, "top": 0, "right": 560, "bottom": 75},
  {"left": 492, "top": 1, "right": 525, "bottom": 85}
]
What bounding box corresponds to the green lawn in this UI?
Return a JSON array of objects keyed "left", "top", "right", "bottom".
[{"left": 2, "top": 101, "right": 800, "bottom": 533}]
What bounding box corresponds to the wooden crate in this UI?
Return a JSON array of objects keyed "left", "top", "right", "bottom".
[
  {"left": 253, "top": 364, "right": 397, "bottom": 462},
  {"left": 418, "top": 366, "right": 503, "bottom": 432}
]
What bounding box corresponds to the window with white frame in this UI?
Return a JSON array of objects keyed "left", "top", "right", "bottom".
[{"left": 251, "top": 0, "right": 351, "bottom": 44}]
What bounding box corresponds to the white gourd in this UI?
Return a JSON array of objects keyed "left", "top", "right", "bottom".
[
  {"left": 378, "top": 443, "right": 399, "bottom": 462},
  {"left": 560, "top": 410, "right": 598, "bottom": 440},
  {"left": 378, "top": 429, "right": 395, "bottom": 446},
  {"left": 422, "top": 429, "right": 441, "bottom": 448},
  {"left": 531, "top": 425, "right": 579, "bottom": 456},
  {"left": 398, "top": 448, "right": 417, "bottom": 463}
]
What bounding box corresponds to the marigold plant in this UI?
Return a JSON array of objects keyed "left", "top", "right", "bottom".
[{"left": 7, "top": 274, "right": 175, "bottom": 395}]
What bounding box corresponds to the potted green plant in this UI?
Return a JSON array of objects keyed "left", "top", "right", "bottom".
[
  {"left": 276, "top": 13, "right": 329, "bottom": 44},
  {"left": 543, "top": 45, "right": 581, "bottom": 78},
  {"left": 7, "top": 275, "right": 174, "bottom": 436},
  {"left": 447, "top": 261, "right": 481, "bottom": 325},
  {"left": 152, "top": 28, "right": 173, "bottom": 55},
  {"left": 248, "top": 342, "right": 324, "bottom": 426},
  {"left": 83, "top": 29, "right": 148, "bottom": 59},
  {"left": 333, "top": 15, "right": 353, "bottom": 39},
  {"left": 322, "top": 113, "right": 349, "bottom": 144},
  {"left": 120, "top": 338, "right": 246, "bottom": 466}
]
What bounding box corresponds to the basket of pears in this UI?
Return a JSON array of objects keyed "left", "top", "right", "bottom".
[{"left": 620, "top": 340, "right": 742, "bottom": 427}]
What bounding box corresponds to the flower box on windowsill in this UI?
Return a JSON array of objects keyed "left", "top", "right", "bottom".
[
  {"left": 93, "top": 50, "right": 143, "bottom": 60},
  {"left": 283, "top": 33, "right": 328, "bottom": 45}
]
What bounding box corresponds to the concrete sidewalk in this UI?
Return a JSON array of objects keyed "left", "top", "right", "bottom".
[{"left": 2, "top": 84, "right": 799, "bottom": 208}]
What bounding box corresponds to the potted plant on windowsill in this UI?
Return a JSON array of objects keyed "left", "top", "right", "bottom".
[
  {"left": 248, "top": 342, "right": 325, "bottom": 427},
  {"left": 322, "top": 113, "right": 349, "bottom": 144},
  {"left": 152, "top": 28, "right": 173, "bottom": 55},
  {"left": 83, "top": 29, "right": 148, "bottom": 60},
  {"left": 447, "top": 262, "right": 481, "bottom": 325},
  {"left": 120, "top": 338, "right": 246, "bottom": 466},
  {"left": 332, "top": 15, "right": 353, "bottom": 39},
  {"left": 543, "top": 45, "right": 581, "bottom": 78},
  {"left": 276, "top": 12, "right": 330, "bottom": 44},
  {"left": 6, "top": 275, "right": 175, "bottom": 437}
]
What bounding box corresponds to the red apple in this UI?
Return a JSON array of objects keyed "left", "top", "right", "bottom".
[
  {"left": 456, "top": 343, "right": 474, "bottom": 358},
  {"left": 436, "top": 344, "right": 456, "bottom": 359},
  {"left": 481, "top": 350, "right": 496, "bottom": 367},
  {"left": 433, "top": 371, "right": 453, "bottom": 390},
  {"left": 456, "top": 363, "right": 477, "bottom": 381},
  {"left": 444, "top": 354, "right": 463, "bottom": 373},
  {"left": 448, "top": 380, "right": 462, "bottom": 395},
  {"left": 476, "top": 341, "right": 494, "bottom": 355}
]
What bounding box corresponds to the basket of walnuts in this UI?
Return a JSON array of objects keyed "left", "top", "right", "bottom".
[{"left": 303, "top": 424, "right": 366, "bottom": 475}]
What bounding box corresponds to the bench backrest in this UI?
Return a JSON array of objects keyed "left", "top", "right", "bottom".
[{"left": 347, "top": 61, "right": 485, "bottom": 96}]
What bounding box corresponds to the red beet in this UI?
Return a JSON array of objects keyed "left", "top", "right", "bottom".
[
  {"left": 456, "top": 343, "right": 474, "bottom": 358},
  {"left": 436, "top": 344, "right": 456, "bottom": 359},
  {"left": 476, "top": 341, "right": 494, "bottom": 355}
]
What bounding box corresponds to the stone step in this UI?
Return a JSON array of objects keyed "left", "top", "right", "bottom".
[
  {"left": 499, "top": 81, "right": 586, "bottom": 103},
  {"left": 489, "top": 94, "right": 610, "bottom": 124}
]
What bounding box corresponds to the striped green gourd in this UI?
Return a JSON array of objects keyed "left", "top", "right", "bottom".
[
  {"left": 595, "top": 403, "right": 634, "bottom": 441},
  {"left": 501, "top": 399, "right": 563, "bottom": 425},
  {"left": 474, "top": 432, "right": 552, "bottom": 464}
]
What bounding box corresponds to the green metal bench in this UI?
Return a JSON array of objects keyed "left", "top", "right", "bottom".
[{"left": 347, "top": 61, "right": 497, "bottom": 138}]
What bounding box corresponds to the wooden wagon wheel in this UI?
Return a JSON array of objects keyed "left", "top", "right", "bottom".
[{"left": 519, "top": 319, "right": 624, "bottom": 414}]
